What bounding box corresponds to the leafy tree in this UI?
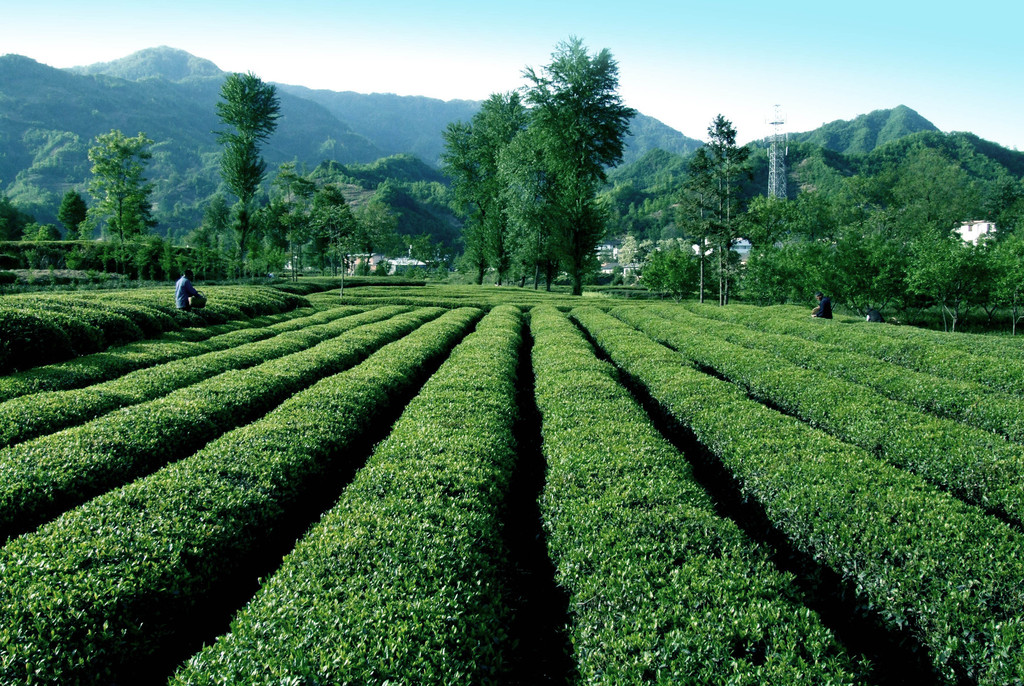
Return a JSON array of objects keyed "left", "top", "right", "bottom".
[
  {"left": 828, "top": 230, "right": 909, "bottom": 316},
  {"left": 270, "top": 163, "right": 316, "bottom": 281},
  {"left": 0, "top": 190, "right": 34, "bottom": 242},
  {"left": 215, "top": 72, "right": 280, "bottom": 274},
  {"left": 498, "top": 126, "right": 560, "bottom": 289},
  {"left": 57, "top": 190, "right": 88, "bottom": 239},
  {"left": 21, "top": 223, "right": 62, "bottom": 241},
  {"left": 702, "top": 115, "right": 751, "bottom": 304},
  {"left": 356, "top": 197, "right": 400, "bottom": 257},
  {"left": 441, "top": 92, "right": 528, "bottom": 285},
  {"left": 677, "top": 147, "right": 715, "bottom": 302},
  {"left": 310, "top": 184, "right": 358, "bottom": 289},
  {"left": 85, "top": 130, "right": 156, "bottom": 245},
  {"left": 992, "top": 231, "right": 1024, "bottom": 334},
  {"left": 740, "top": 195, "right": 797, "bottom": 248},
  {"left": 907, "top": 230, "right": 987, "bottom": 332},
  {"left": 523, "top": 37, "right": 635, "bottom": 295},
  {"left": 642, "top": 240, "right": 699, "bottom": 300}
]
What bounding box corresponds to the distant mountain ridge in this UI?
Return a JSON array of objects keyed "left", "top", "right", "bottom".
[
  {"left": 788, "top": 105, "right": 939, "bottom": 155},
  {"left": 68, "top": 46, "right": 223, "bottom": 82},
  {"left": 1, "top": 46, "right": 1012, "bottom": 238}
]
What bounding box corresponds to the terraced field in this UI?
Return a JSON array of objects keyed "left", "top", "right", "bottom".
[{"left": 1, "top": 284, "right": 1022, "bottom": 685}]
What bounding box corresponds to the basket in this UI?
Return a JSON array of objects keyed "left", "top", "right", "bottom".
[{"left": 189, "top": 292, "right": 207, "bottom": 309}]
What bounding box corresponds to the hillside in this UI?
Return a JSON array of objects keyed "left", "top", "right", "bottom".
[
  {"left": 1, "top": 47, "right": 701, "bottom": 236},
  {"left": 278, "top": 85, "right": 481, "bottom": 166},
  {"left": 0, "top": 51, "right": 382, "bottom": 230},
  {"left": 4, "top": 47, "right": 1018, "bottom": 252},
  {"left": 788, "top": 105, "right": 939, "bottom": 155}
]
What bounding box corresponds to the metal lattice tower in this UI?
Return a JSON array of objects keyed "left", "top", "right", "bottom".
[{"left": 768, "top": 104, "right": 787, "bottom": 199}]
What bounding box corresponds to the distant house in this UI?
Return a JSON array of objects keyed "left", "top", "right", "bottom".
[
  {"left": 733, "top": 238, "right": 752, "bottom": 262},
  {"left": 957, "top": 220, "right": 995, "bottom": 244},
  {"left": 387, "top": 256, "right": 427, "bottom": 275},
  {"left": 595, "top": 240, "right": 621, "bottom": 262}
]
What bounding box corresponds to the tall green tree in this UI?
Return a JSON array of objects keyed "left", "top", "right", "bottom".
[
  {"left": 442, "top": 92, "right": 528, "bottom": 285},
  {"left": 310, "top": 184, "right": 358, "bottom": 290},
  {"left": 215, "top": 72, "right": 280, "bottom": 274},
  {"left": 523, "top": 37, "right": 635, "bottom": 295},
  {"left": 498, "top": 127, "right": 560, "bottom": 289},
  {"left": 57, "top": 190, "right": 88, "bottom": 240},
  {"left": 0, "top": 190, "right": 33, "bottom": 242},
  {"left": 270, "top": 163, "right": 316, "bottom": 281},
  {"left": 705, "top": 115, "right": 751, "bottom": 304},
  {"left": 355, "top": 197, "right": 400, "bottom": 259},
  {"left": 642, "top": 240, "right": 699, "bottom": 301},
  {"left": 677, "top": 147, "right": 715, "bottom": 302},
  {"left": 85, "top": 130, "right": 156, "bottom": 245}
]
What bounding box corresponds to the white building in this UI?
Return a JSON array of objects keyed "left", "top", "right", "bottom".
[{"left": 957, "top": 220, "right": 995, "bottom": 244}]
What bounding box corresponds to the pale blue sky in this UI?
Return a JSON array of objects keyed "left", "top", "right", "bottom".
[{"left": 3, "top": 0, "right": 1021, "bottom": 150}]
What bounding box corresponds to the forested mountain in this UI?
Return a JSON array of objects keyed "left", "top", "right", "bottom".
[
  {"left": 0, "top": 50, "right": 383, "bottom": 233},
  {"left": 0, "top": 47, "right": 700, "bottom": 240},
  {"left": 2, "top": 46, "right": 1018, "bottom": 257},
  {"left": 278, "top": 85, "right": 480, "bottom": 166},
  {"left": 787, "top": 105, "right": 939, "bottom": 155},
  {"left": 602, "top": 114, "right": 1024, "bottom": 246}
]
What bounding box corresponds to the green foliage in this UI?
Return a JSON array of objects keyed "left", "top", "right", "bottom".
[
  {"left": 574, "top": 304, "right": 1024, "bottom": 685},
  {"left": 640, "top": 240, "right": 699, "bottom": 300},
  {"left": 622, "top": 305, "right": 1024, "bottom": 526},
  {"left": 790, "top": 105, "right": 939, "bottom": 155},
  {"left": 442, "top": 91, "right": 528, "bottom": 285},
  {"left": 0, "top": 307, "right": 424, "bottom": 543},
  {"left": 532, "top": 305, "right": 863, "bottom": 682},
  {"left": 86, "top": 130, "right": 156, "bottom": 243},
  {"left": 173, "top": 307, "right": 514, "bottom": 685},
  {"left": 0, "top": 186, "right": 36, "bottom": 241},
  {"left": 0, "top": 306, "right": 477, "bottom": 684},
  {"left": 523, "top": 37, "right": 636, "bottom": 295},
  {"left": 56, "top": 189, "right": 87, "bottom": 238},
  {"left": 215, "top": 72, "right": 280, "bottom": 269},
  {"left": 0, "top": 286, "right": 306, "bottom": 373}
]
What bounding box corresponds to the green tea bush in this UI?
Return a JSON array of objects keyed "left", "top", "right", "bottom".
[
  {"left": 0, "top": 307, "right": 441, "bottom": 542},
  {"left": 0, "top": 307, "right": 346, "bottom": 402},
  {"left": 573, "top": 306, "right": 1024, "bottom": 686},
  {"left": 530, "top": 306, "right": 862, "bottom": 683},
  {"left": 682, "top": 302, "right": 1024, "bottom": 397},
  {"left": 653, "top": 304, "right": 1024, "bottom": 445},
  {"left": 0, "top": 306, "right": 394, "bottom": 448},
  {"left": 0, "top": 307, "right": 482, "bottom": 684},
  {"left": 614, "top": 306, "right": 1024, "bottom": 526},
  {"left": 172, "top": 306, "right": 521, "bottom": 685}
]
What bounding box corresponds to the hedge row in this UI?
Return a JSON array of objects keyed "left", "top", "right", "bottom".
[
  {"left": 614, "top": 306, "right": 1024, "bottom": 527},
  {"left": 530, "top": 306, "right": 862, "bottom": 683},
  {"left": 172, "top": 306, "right": 522, "bottom": 685},
  {"left": 305, "top": 284, "right": 613, "bottom": 313},
  {"left": 0, "top": 305, "right": 385, "bottom": 448},
  {"left": 0, "top": 307, "right": 482, "bottom": 684},
  {"left": 0, "top": 306, "right": 362, "bottom": 403},
  {"left": 682, "top": 302, "right": 1024, "bottom": 397},
  {"left": 0, "top": 306, "right": 439, "bottom": 543},
  {"left": 0, "top": 286, "right": 309, "bottom": 373},
  {"left": 572, "top": 306, "right": 1024, "bottom": 685},
  {"left": 652, "top": 304, "right": 1024, "bottom": 446}
]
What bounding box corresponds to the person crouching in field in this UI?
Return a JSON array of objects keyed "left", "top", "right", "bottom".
[
  {"left": 811, "top": 291, "right": 833, "bottom": 319},
  {"left": 175, "top": 269, "right": 200, "bottom": 312}
]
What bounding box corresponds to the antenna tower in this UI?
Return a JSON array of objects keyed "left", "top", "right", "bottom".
[{"left": 768, "top": 104, "right": 787, "bottom": 199}]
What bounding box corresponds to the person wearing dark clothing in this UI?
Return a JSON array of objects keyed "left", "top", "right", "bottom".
[
  {"left": 866, "top": 308, "right": 883, "bottom": 322},
  {"left": 811, "top": 292, "right": 832, "bottom": 319},
  {"left": 175, "top": 270, "right": 200, "bottom": 311}
]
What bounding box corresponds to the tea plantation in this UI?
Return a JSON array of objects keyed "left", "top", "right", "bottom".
[{"left": 1, "top": 283, "right": 1022, "bottom": 685}]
